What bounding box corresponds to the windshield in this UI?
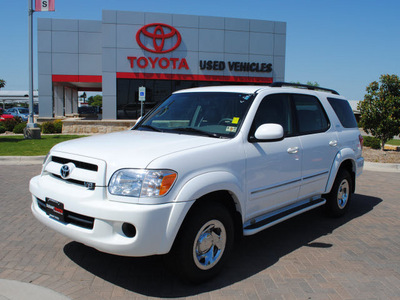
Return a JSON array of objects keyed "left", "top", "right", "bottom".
[
  {"left": 18, "top": 108, "right": 29, "bottom": 114},
  {"left": 135, "top": 92, "right": 254, "bottom": 138}
]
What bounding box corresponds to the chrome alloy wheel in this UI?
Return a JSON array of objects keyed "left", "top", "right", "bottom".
[
  {"left": 337, "top": 179, "right": 349, "bottom": 209},
  {"left": 193, "top": 220, "right": 227, "bottom": 270}
]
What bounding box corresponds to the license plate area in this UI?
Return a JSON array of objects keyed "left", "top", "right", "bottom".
[{"left": 45, "top": 198, "right": 65, "bottom": 223}]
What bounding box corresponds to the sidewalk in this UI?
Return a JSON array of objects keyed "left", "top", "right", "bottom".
[{"left": 0, "top": 279, "right": 70, "bottom": 300}]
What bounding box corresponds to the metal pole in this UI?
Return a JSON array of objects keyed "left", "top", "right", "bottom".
[{"left": 28, "top": 0, "right": 35, "bottom": 126}]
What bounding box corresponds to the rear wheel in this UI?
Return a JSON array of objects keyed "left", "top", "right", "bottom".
[
  {"left": 167, "top": 202, "right": 234, "bottom": 283},
  {"left": 325, "top": 169, "right": 353, "bottom": 217}
]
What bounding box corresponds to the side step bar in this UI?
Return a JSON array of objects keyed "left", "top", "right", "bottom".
[{"left": 243, "top": 198, "right": 326, "bottom": 236}]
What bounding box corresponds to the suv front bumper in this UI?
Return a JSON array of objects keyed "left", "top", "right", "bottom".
[{"left": 30, "top": 175, "right": 193, "bottom": 256}]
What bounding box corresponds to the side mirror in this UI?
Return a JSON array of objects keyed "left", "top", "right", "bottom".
[{"left": 252, "top": 123, "right": 284, "bottom": 142}]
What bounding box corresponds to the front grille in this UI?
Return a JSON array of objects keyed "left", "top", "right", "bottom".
[
  {"left": 52, "top": 156, "right": 98, "bottom": 172},
  {"left": 37, "top": 198, "right": 95, "bottom": 230},
  {"left": 51, "top": 174, "right": 96, "bottom": 190}
]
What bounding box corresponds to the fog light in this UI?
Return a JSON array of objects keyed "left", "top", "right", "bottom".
[{"left": 122, "top": 223, "right": 136, "bottom": 238}]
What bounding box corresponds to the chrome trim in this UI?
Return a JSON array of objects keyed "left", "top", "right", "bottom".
[
  {"left": 303, "top": 170, "right": 329, "bottom": 181},
  {"left": 251, "top": 178, "right": 302, "bottom": 195},
  {"left": 243, "top": 198, "right": 326, "bottom": 236}
]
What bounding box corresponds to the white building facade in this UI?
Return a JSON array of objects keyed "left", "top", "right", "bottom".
[{"left": 37, "top": 10, "right": 286, "bottom": 119}]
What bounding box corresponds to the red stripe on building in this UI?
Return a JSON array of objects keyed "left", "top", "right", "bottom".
[
  {"left": 52, "top": 75, "right": 102, "bottom": 83},
  {"left": 52, "top": 73, "right": 273, "bottom": 84},
  {"left": 116, "top": 72, "right": 273, "bottom": 83}
]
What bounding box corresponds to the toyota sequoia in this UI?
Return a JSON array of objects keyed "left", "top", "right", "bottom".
[{"left": 30, "top": 83, "right": 364, "bottom": 282}]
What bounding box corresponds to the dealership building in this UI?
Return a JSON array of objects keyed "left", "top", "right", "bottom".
[{"left": 37, "top": 10, "right": 286, "bottom": 120}]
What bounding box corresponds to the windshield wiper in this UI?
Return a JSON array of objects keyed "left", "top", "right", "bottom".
[
  {"left": 173, "top": 127, "right": 221, "bottom": 138},
  {"left": 139, "top": 125, "right": 162, "bottom": 132}
]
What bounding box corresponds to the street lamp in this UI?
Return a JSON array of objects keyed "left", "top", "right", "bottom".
[{"left": 24, "top": 0, "right": 41, "bottom": 139}]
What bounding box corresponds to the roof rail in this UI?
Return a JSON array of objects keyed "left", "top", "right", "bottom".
[{"left": 270, "top": 82, "right": 339, "bottom": 95}]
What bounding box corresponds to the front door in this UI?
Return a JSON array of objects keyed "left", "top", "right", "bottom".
[{"left": 244, "top": 93, "right": 302, "bottom": 220}]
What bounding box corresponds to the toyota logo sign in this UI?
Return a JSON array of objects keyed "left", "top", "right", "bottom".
[
  {"left": 60, "top": 163, "right": 75, "bottom": 179},
  {"left": 136, "top": 23, "right": 181, "bottom": 54}
]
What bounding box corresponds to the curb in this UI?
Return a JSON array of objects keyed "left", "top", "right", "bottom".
[
  {"left": 363, "top": 161, "right": 400, "bottom": 173},
  {"left": 0, "top": 156, "right": 45, "bottom": 165},
  {"left": 0, "top": 156, "right": 399, "bottom": 173}
]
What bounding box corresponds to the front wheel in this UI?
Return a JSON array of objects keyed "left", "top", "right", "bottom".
[
  {"left": 167, "top": 202, "right": 234, "bottom": 283},
  {"left": 324, "top": 169, "right": 353, "bottom": 217}
]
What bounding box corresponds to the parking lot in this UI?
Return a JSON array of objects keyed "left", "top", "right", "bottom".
[{"left": 0, "top": 164, "right": 399, "bottom": 299}]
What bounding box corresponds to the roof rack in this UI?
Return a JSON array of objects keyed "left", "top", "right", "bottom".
[{"left": 270, "top": 82, "right": 339, "bottom": 95}]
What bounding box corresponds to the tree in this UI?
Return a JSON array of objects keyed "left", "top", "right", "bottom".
[
  {"left": 291, "top": 81, "right": 320, "bottom": 87},
  {"left": 358, "top": 74, "right": 400, "bottom": 150},
  {"left": 87, "top": 95, "right": 102, "bottom": 107},
  {"left": 0, "top": 79, "right": 5, "bottom": 89}
]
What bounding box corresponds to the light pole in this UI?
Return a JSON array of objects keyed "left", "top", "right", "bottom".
[{"left": 25, "top": 0, "right": 41, "bottom": 138}]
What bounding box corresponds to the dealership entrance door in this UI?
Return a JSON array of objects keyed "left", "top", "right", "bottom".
[
  {"left": 117, "top": 78, "right": 258, "bottom": 119},
  {"left": 52, "top": 77, "right": 102, "bottom": 118}
]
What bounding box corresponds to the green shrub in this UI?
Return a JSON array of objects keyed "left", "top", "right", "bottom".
[
  {"left": 0, "top": 125, "right": 5, "bottom": 134},
  {"left": 54, "top": 120, "right": 63, "bottom": 133},
  {"left": 40, "top": 120, "right": 63, "bottom": 134},
  {"left": 2, "top": 118, "right": 20, "bottom": 132},
  {"left": 363, "top": 136, "right": 381, "bottom": 149},
  {"left": 13, "top": 122, "right": 27, "bottom": 134},
  {"left": 41, "top": 121, "right": 55, "bottom": 134}
]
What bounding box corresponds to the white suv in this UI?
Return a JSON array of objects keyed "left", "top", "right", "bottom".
[{"left": 30, "top": 83, "right": 364, "bottom": 282}]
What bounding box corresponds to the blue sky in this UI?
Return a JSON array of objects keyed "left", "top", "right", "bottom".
[{"left": 1, "top": 0, "right": 399, "bottom": 100}]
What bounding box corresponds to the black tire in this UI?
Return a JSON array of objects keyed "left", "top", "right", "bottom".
[
  {"left": 324, "top": 169, "right": 353, "bottom": 217},
  {"left": 166, "top": 201, "right": 234, "bottom": 283}
]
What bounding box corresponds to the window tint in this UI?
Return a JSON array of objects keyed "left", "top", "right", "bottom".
[
  {"left": 293, "top": 94, "right": 329, "bottom": 134},
  {"left": 327, "top": 98, "right": 358, "bottom": 128},
  {"left": 251, "top": 94, "right": 293, "bottom": 136}
]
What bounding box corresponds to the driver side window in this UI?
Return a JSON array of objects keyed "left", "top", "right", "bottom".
[{"left": 250, "top": 94, "right": 293, "bottom": 137}]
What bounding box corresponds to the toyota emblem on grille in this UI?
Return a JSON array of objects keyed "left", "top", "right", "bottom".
[
  {"left": 136, "top": 23, "right": 181, "bottom": 53},
  {"left": 60, "top": 163, "right": 75, "bottom": 179}
]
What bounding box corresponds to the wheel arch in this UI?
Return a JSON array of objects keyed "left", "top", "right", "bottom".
[
  {"left": 325, "top": 149, "right": 357, "bottom": 194},
  {"left": 164, "top": 172, "right": 245, "bottom": 253}
]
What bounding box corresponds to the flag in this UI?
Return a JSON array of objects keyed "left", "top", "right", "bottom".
[{"left": 35, "top": 0, "right": 55, "bottom": 12}]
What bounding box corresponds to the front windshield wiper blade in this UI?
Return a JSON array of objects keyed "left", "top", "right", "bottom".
[
  {"left": 139, "top": 125, "right": 162, "bottom": 132},
  {"left": 173, "top": 127, "right": 221, "bottom": 138}
]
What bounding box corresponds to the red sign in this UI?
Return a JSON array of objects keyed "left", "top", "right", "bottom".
[
  {"left": 35, "top": 0, "right": 55, "bottom": 11},
  {"left": 136, "top": 23, "right": 181, "bottom": 53},
  {"left": 127, "top": 56, "right": 189, "bottom": 70}
]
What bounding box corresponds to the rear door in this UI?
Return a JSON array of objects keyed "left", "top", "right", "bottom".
[{"left": 293, "top": 94, "right": 339, "bottom": 199}]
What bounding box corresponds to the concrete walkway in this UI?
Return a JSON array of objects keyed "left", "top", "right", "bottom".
[{"left": 0, "top": 279, "right": 69, "bottom": 300}]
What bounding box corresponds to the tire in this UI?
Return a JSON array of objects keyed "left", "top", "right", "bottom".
[
  {"left": 167, "top": 201, "right": 234, "bottom": 283},
  {"left": 324, "top": 169, "right": 353, "bottom": 217}
]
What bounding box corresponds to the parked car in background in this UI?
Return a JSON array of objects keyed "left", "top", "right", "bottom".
[
  {"left": 5, "top": 107, "right": 29, "bottom": 121},
  {"left": 0, "top": 108, "right": 14, "bottom": 122}
]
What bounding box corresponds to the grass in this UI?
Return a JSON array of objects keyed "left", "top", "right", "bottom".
[
  {"left": 387, "top": 139, "right": 400, "bottom": 146},
  {"left": 0, "top": 135, "right": 87, "bottom": 156}
]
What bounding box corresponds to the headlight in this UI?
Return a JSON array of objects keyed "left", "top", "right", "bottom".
[{"left": 108, "top": 169, "right": 177, "bottom": 197}]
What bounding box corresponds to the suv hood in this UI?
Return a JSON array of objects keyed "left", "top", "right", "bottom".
[{"left": 51, "top": 130, "right": 226, "bottom": 169}]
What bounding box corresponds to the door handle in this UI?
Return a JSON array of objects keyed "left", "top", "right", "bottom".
[
  {"left": 329, "top": 140, "right": 338, "bottom": 147},
  {"left": 287, "top": 147, "right": 299, "bottom": 154}
]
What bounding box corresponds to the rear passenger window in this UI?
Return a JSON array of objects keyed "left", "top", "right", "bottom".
[
  {"left": 327, "top": 97, "right": 358, "bottom": 128},
  {"left": 293, "top": 94, "right": 330, "bottom": 134}
]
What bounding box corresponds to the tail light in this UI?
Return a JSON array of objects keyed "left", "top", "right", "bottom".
[{"left": 359, "top": 134, "right": 364, "bottom": 150}]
